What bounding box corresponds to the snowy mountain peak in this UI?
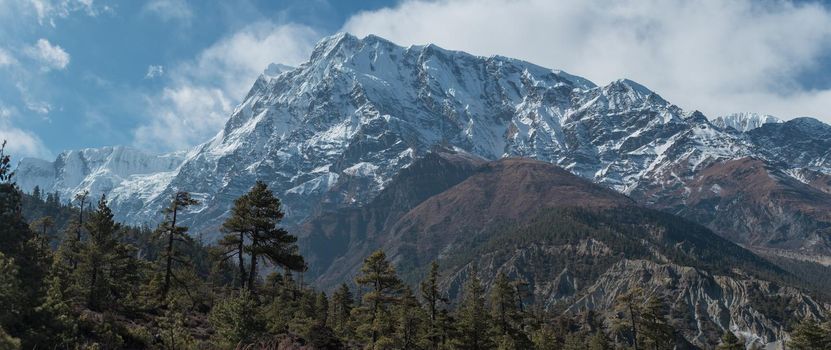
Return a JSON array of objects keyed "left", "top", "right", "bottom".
[
  {"left": 309, "top": 32, "right": 360, "bottom": 62},
  {"left": 263, "top": 63, "right": 295, "bottom": 78},
  {"left": 14, "top": 33, "right": 831, "bottom": 235},
  {"left": 712, "top": 112, "right": 782, "bottom": 132}
]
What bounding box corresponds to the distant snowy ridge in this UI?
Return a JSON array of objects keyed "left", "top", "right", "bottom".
[
  {"left": 712, "top": 112, "right": 782, "bottom": 132},
  {"left": 15, "top": 146, "right": 185, "bottom": 204}
]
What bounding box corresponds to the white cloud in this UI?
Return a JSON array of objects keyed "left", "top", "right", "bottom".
[
  {"left": 134, "top": 22, "right": 319, "bottom": 150},
  {"left": 25, "top": 38, "right": 70, "bottom": 71},
  {"left": 145, "top": 65, "right": 164, "bottom": 79},
  {"left": 135, "top": 86, "right": 231, "bottom": 150},
  {"left": 27, "top": 0, "right": 106, "bottom": 26},
  {"left": 143, "top": 0, "right": 193, "bottom": 23},
  {"left": 343, "top": 0, "right": 831, "bottom": 122},
  {"left": 0, "top": 48, "right": 16, "bottom": 67},
  {"left": 15, "top": 82, "right": 52, "bottom": 118},
  {"left": 180, "top": 22, "right": 318, "bottom": 101},
  {"left": 0, "top": 105, "right": 51, "bottom": 159},
  {"left": 24, "top": 100, "right": 51, "bottom": 115}
]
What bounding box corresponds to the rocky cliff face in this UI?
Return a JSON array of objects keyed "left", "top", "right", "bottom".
[{"left": 566, "top": 260, "right": 825, "bottom": 348}]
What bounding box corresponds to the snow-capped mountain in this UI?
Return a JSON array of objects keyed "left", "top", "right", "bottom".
[
  {"left": 712, "top": 112, "right": 782, "bottom": 132},
  {"left": 14, "top": 33, "right": 831, "bottom": 244},
  {"left": 15, "top": 146, "right": 185, "bottom": 204}
]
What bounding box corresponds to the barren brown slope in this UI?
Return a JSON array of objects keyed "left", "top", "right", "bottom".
[
  {"left": 644, "top": 157, "right": 831, "bottom": 261},
  {"left": 384, "top": 157, "right": 634, "bottom": 250},
  {"left": 311, "top": 157, "right": 634, "bottom": 288},
  {"left": 298, "top": 148, "right": 486, "bottom": 277}
]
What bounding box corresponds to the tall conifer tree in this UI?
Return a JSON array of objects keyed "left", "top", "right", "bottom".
[
  {"left": 354, "top": 250, "right": 403, "bottom": 348},
  {"left": 157, "top": 191, "right": 199, "bottom": 302}
]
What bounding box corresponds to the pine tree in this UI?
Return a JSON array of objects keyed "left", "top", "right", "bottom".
[
  {"left": 221, "top": 181, "right": 305, "bottom": 292},
  {"left": 29, "top": 216, "right": 54, "bottom": 249},
  {"left": 396, "top": 286, "right": 424, "bottom": 349},
  {"left": 76, "top": 195, "right": 140, "bottom": 311},
  {"left": 0, "top": 141, "right": 51, "bottom": 348},
  {"left": 788, "top": 319, "right": 831, "bottom": 350},
  {"left": 354, "top": 249, "right": 403, "bottom": 348},
  {"left": 219, "top": 192, "right": 252, "bottom": 289},
  {"left": 32, "top": 185, "right": 42, "bottom": 201},
  {"left": 315, "top": 291, "right": 329, "bottom": 325},
  {"left": 157, "top": 309, "right": 195, "bottom": 350},
  {"left": 716, "top": 330, "right": 744, "bottom": 350},
  {"left": 530, "top": 326, "right": 558, "bottom": 350},
  {"left": 0, "top": 141, "right": 12, "bottom": 183},
  {"left": 454, "top": 268, "right": 493, "bottom": 350},
  {"left": 495, "top": 333, "right": 519, "bottom": 350},
  {"left": 330, "top": 283, "right": 354, "bottom": 338},
  {"left": 70, "top": 190, "right": 89, "bottom": 270},
  {"left": 0, "top": 252, "right": 23, "bottom": 333},
  {"left": 421, "top": 261, "right": 446, "bottom": 350},
  {"left": 614, "top": 287, "right": 645, "bottom": 350},
  {"left": 39, "top": 266, "right": 79, "bottom": 347},
  {"left": 260, "top": 272, "right": 299, "bottom": 335},
  {"left": 588, "top": 330, "right": 611, "bottom": 350},
  {"left": 55, "top": 219, "right": 82, "bottom": 277},
  {"left": 246, "top": 182, "right": 305, "bottom": 292},
  {"left": 289, "top": 290, "right": 319, "bottom": 343},
  {"left": 209, "top": 289, "right": 265, "bottom": 347},
  {"left": 156, "top": 191, "right": 199, "bottom": 302},
  {"left": 436, "top": 308, "right": 456, "bottom": 350},
  {"left": 80, "top": 195, "right": 120, "bottom": 310},
  {"left": 640, "top": 295, "right": 673, "bottom": 349},
  {"left": 490, "top": 272, "right": 523, "bottom": 344},
  {"left": 562, "top": 333, "right": 585, "bottom": 350}
]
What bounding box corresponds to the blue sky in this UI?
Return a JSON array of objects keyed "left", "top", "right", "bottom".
[{"left": 2, "top": 0, "right": 831, "bottom": 159}]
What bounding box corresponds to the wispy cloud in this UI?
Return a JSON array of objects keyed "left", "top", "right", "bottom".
[
  {"left": 134, "top": 21, "right": 319, "bottom": 151},
  {"left": 0, "top": 48, "right": 16, "bottom": 67},
  {"left": 27, "top": 0, "right": 110, "bottom": 26},
  {"left": 0, "top": 104, "right": 52, "bottom": 159},
  {"left": 24, "top": 100, "right": 51, "bottom": 115},
  {"left": 25, "top": 38, "right": 70, "bottom": 71},
  {"left": 144, "top": 65, "right": 164, "bottom": 79},
  {"left": 142, "top": 0, "right": 193, "bottom": 24},
  {"left": 344, "top": 0, "right": 831, "bottom": 122}
]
